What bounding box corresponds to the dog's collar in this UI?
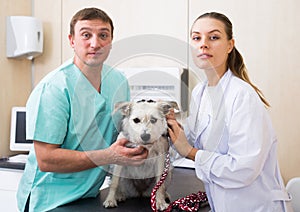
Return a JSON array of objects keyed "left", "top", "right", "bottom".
[{"left": 162, "top": 133, "right": 168, "bottom": 138}]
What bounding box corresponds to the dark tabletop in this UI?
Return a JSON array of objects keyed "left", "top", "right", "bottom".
[
  {"left": 0, "top": 157, "right": 26, "bottom": 170},
  {"left": 50, "top": 167, "right": 210, "bottom": 212}
]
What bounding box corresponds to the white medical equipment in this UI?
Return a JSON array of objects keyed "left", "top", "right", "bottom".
[{"left": 120, "top": 67, "right": 188, "bottom": 112}]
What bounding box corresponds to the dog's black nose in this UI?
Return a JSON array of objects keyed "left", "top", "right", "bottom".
[{"left": 141, "top": 133, "right": 151, "bottom": 142}]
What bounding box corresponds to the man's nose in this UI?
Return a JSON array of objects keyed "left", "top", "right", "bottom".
[{"left": 90, "top": 35, "right": 102, "bottom": 48}]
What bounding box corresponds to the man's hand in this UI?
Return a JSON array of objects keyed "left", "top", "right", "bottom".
[{"left": 108, "top": 138, "right": 148, "bottom": 166}]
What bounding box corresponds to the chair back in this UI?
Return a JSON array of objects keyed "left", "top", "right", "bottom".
[{"left": 286, "top": 177, "right": 300, "bottom": 212}]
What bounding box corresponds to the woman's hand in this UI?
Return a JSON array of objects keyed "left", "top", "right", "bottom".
[{"left": 167, "top": 117, "right": 198, "bottom": 161}]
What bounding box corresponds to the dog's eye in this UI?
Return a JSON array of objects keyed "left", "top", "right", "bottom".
[
  {"left": 150, "top": 118, "right": 157, "bottom": 124},
  {"left": 133, "top": 118, "right": 141, "bottom": 123}
]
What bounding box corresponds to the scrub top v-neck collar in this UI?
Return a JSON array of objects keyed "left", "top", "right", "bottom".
[{"left": 72, "top": 63, "right": 106, "bottom": 97}]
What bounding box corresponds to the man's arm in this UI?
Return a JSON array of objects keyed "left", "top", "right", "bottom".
[{"left": 34, "top": 138, "right": 148, "bottom": 173}]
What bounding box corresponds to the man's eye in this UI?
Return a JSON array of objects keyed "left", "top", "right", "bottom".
[
  {"left": 82, "top": 33, "right": 90, "bottom": 39},
  {"left": 133, "top": 118, "right": 140, "bottom": 123},
  {"left": 150, "top": 118, "right": 157, "bottom": 124},
  {"left": 100, "top": 33, "right": 109, "bottom": 39}
]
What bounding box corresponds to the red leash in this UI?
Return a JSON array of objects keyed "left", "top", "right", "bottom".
[
  {"left": 164, "top": 191, "right": 208, "bottom": 212},
  {"left": 150, "top": 152, "right": 171, "bottom": 211},
  {"left": 150, "top": 152, "right": 208, "bottom": 212}
]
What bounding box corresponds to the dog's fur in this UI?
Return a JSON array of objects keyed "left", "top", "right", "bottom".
[{"left": 103, "top": 100, "right": 178, "bottom": 211}]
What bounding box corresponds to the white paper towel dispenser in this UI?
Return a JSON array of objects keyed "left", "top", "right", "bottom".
[{"left": 6, "top": 16, "right": 43, "bottom": 60}]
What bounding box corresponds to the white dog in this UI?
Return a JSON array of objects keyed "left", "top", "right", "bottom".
[{"left": 103, "top": 100, "right": 178, "bottom": 211}]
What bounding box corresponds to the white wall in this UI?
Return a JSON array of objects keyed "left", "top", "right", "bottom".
[
  {"left": 32, "top": 0, "right": 300, "bottom": 183},
  {"left": 61, "top": 0, "right": 189, "bottom": 70},
  {"left": 189, "top": 0, "right": 300, "bottom": 182}
]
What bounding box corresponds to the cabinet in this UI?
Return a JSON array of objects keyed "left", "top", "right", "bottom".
[{"left": 0, "top": 168, "right": 23, "bottom": 211}]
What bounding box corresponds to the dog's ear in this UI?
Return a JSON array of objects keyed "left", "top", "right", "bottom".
[
  {"left": 114, "top": 102, "right": 132, "bottom": 116},
  {"left": 158, "top": 101, "right": 179, "bottom": 115}
]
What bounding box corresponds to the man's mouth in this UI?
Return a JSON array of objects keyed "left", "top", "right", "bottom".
[{"left": 88, "top": 52, "right": 102, "bottom": 56}]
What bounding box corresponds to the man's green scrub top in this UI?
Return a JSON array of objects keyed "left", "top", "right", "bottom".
[{"left": 17, "top": 58, "right": 130, "bottom": 212}]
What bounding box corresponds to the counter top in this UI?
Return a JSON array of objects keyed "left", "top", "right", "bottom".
[{"left": 50, "top": 167, "right": 210, "bottom": 212}]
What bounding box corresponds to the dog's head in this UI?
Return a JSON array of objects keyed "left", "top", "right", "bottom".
[{"left": 114, "top": 100, "right": 178, "bottom": 148}]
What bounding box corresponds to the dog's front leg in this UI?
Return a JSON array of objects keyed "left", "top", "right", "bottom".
[
  {"left": 155, "top": 153, "right": 170, "bottom": 211},
  {"left": 103, "top": 165, "right": 122, "bottom": 208}
]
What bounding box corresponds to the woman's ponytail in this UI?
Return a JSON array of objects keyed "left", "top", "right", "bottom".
[{"left": 228, "top": 47, "right": 270, "bottom": 107}]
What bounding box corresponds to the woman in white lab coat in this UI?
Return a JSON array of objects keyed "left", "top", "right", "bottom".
[{"left": 167, "top": 12, "right": 292, "bottom": 212}]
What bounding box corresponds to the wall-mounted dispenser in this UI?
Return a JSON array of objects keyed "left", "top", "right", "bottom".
[{"left": 6, "top": 16, "right": 43, "bottom": 60}]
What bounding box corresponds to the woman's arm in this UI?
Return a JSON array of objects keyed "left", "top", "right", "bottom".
[{"left": 167, "top": 111, "right": 198, "bottom": 161}]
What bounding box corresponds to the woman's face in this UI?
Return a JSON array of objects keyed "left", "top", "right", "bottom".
[{"left": 190, "top": 17, "right": 234, "bottom": 76}]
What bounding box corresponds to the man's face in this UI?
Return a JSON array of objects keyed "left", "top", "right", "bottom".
[{"left": 69, "top": 19, "right": 113, "bottom": 69}]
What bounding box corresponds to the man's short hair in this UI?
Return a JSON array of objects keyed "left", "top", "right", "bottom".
[{"left": 69, "top": 7, "right": 114, "bottom": 38}]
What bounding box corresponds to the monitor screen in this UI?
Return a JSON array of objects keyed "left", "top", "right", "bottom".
[{"left": 10, "top": 107, "right": 33, "bottom": 152}]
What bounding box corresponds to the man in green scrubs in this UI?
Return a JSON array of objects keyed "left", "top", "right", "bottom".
[{"left": 17, "top": 8, "right": 148, "bottom": 212}]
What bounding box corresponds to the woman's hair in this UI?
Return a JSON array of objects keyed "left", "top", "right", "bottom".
[
  {"left": 69, "top": 7, "right": 114, "bottom": 38},
  {"left": 192, "top": 12, "right": 270, "bottom": 107}
]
